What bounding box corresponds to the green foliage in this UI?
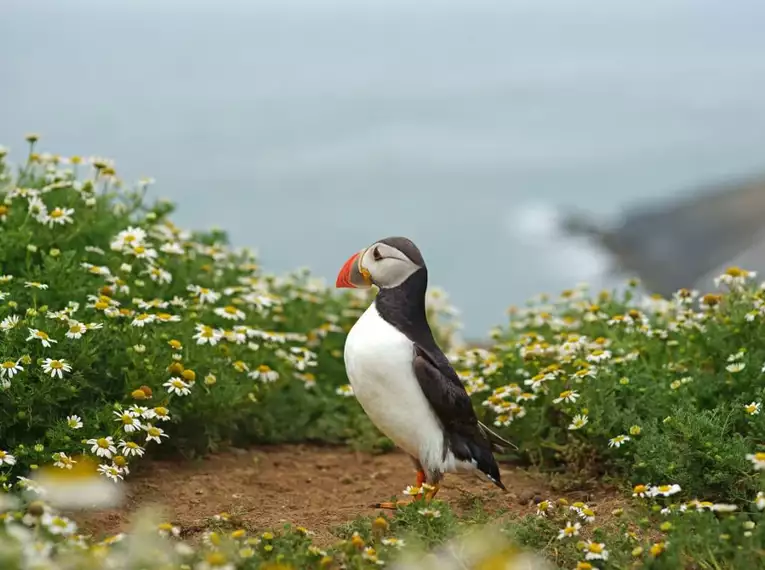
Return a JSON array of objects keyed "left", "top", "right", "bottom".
[
  {"left": 0, "top": 141, "right": 393, "bottom": 483},
  {"left": 450, "top": 279, "right": 765, "bottom": 503},
  {"left": 6, "top": 138, "right": 765, "bottom": 567}
]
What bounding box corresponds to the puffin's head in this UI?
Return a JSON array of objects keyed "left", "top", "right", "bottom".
[{"left": 335, "top": 236, "right": 425, "bottom": 290}]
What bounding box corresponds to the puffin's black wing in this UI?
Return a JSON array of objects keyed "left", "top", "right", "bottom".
[{"left": 412, "top": 344, "right": 506, "bottom": 490}]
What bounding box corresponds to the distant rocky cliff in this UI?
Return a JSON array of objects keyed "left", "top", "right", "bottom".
[{"left": 562, "top": 174, "right": 765, "bottom": 296}]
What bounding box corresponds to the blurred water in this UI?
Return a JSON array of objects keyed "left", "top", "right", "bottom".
[{"left": 2, "top": 0, "right": 765, "bottom": 337}]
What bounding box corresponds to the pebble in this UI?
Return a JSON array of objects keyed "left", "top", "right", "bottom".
[{"left": 517, "top": 491, "right": 535, "bottom": 505}]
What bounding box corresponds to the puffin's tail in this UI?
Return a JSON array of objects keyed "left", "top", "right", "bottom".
[
  {"left": 460, "top": 436, "right": 508, "bottom": 493},
  {"left": 478, "top": 421, "right": 518, "bottom": 452}
]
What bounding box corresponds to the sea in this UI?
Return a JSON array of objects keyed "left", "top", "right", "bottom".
[{"left": 2, "top": 0, "right": 765, "bottom": 338}]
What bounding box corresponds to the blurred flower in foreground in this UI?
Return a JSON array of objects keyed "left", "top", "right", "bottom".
[
  {"left": 390, "top": 524, "right": 553, "bottom": 570},
  {"left": 27, "top": 455, "right": 124, "bottom": 509}
]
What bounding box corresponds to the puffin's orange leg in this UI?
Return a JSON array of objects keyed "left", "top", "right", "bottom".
[{"left": 371, "top": 469, "right": 427, "bottom": 509}]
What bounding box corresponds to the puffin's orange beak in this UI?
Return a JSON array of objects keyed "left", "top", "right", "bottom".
[{"left": 336, "top": 249, "right": 372, "bottom": 288}]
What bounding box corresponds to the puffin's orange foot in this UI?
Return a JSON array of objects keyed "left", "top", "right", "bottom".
[
  {"left": 370, "top": 469, "right": 430, "bottom": 509},
  {"left": 370, "top": 499, "right": 412, "bottom": 510},
  {"left": 423, "top": 482, "right": 441, "bottom": 501}
]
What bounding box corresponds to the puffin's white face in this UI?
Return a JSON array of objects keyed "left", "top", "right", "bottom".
[{"left": 336, "top": 240, "right": 423, "bottom": 290}]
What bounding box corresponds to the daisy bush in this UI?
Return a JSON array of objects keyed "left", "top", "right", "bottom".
[
  {"left": 448, "top": 271, "right": 765, "bottom": 503},
  {"left": 0, "top": 137, "right": 460, "bottom": 490},
  {"left": 0, "top": 489, "right": 555, "bottom": 570},
  {"left": 7, "top": 135, "right": 765, "bottom": 567}
]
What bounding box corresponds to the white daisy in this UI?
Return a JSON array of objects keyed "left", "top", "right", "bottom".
[
  {"left": 0, "top": 315, "right": 20, "bottom": 331},
  {"left": 42, "top": 207, "right": 75, "bottom": 227},
  {"left": 66, "top": 415, "right": 83, "bottom": 429},
  {"left": 113, "top": 410, "right": 143, "bottom": 433},
  {"left": 747, "top": 452, "right": 765, "bottom": 471},
  {"left": 87, "top": 436, "right": 116, "bottom": 458},
  {"left": 0, "top": 359, "right": 23, "bottom": 379},
  {"left": 608, "top": 435, "right": 630, "bottom": 448},
  {"left": 98, "top": 463, "right": 124, "bottom": 482},
  {"left": 164, "top": 377, "right": 191, "bottom": 396},
  {"left": 557, "top": 521, "right": 581, "bottom": 540},
  {"left": 248, "top": 364, "right": 279, "bottom": 383},
  {"left": 26, "top": 328, "right": 57, "bottom": 347},
  {"left": 41, "top": 358, "right": 72, "bottom": 379},
  {"left": 214, "top": 305, "right": 246, "bottom": 321},
  {"left": 53, "top": 452, "right": 76, "bottom": 470},
  {"left": 0, "top": 450, "right": 16, "bottom": 466},
  {"left": 144, "top": 424, "right": 169, "bottom": 444},
  {"left": 568, "top": 414, "right": 588, "bottom": 430},
  {"left": 119, "top": 440, "right": 145, "bottom": 457},
  {"left": 65, "top": 321, "right": 88, "bottom": 339}
]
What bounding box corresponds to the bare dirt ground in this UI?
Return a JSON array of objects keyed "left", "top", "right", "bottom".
[{"left": 72, "top": 444, "right": 623, "bottom": 546}]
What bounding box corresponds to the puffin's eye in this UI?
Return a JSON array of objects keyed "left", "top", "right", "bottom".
[{"left": 372, "top": 247, "right": 382, "bottom": 261}]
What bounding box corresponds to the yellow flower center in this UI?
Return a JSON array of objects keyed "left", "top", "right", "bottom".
[
  {"left": 36, "top": 331, "right": 49, "bottom": 340},
  {"left": 755, "top": 453, "right": 765, "bottom": 462},
  {"left": 650, "top": 543, "right": 665, "bottom": 556},
  {"left": 258, "top": 365, "right": 271, "bottom": 373},
  {"left": 587, "top": 543, "right": 603, "bottom": 553},
  {"left": 50, "top": 361, "right": 63, "bottom": 370},
  {"left": 2, "top": 361, "right": 16, "bottom": 369},
  {"left": 702, "top": 294, "right": 721, "bottom": 306},
  {"left": 224, "top": 306, "right": 238, "bottom": 314},
  {"left": 96, "top": 438, "right": 110, "bottom": 449},
  {"left": 205, "top": 552, "right": 228, "bottom": 565},
  {"left": 121, "top": 414, "right": 134, "bottom": 425},
  {"left": 50, "top": 209, "right": 63, "bottom": 219}
]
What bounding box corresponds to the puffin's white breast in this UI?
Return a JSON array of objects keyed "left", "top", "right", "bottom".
[{"left": 344, "top": 303, "right": 448, "bottom": 471}]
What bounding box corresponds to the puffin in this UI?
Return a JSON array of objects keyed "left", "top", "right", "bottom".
[{"left": 335, "top": 236, "right": 513, "bottom": 508}]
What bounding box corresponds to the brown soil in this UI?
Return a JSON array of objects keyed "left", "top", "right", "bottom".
[{"left": 72, "top": 444, "right": 623, "bottom": 546}]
